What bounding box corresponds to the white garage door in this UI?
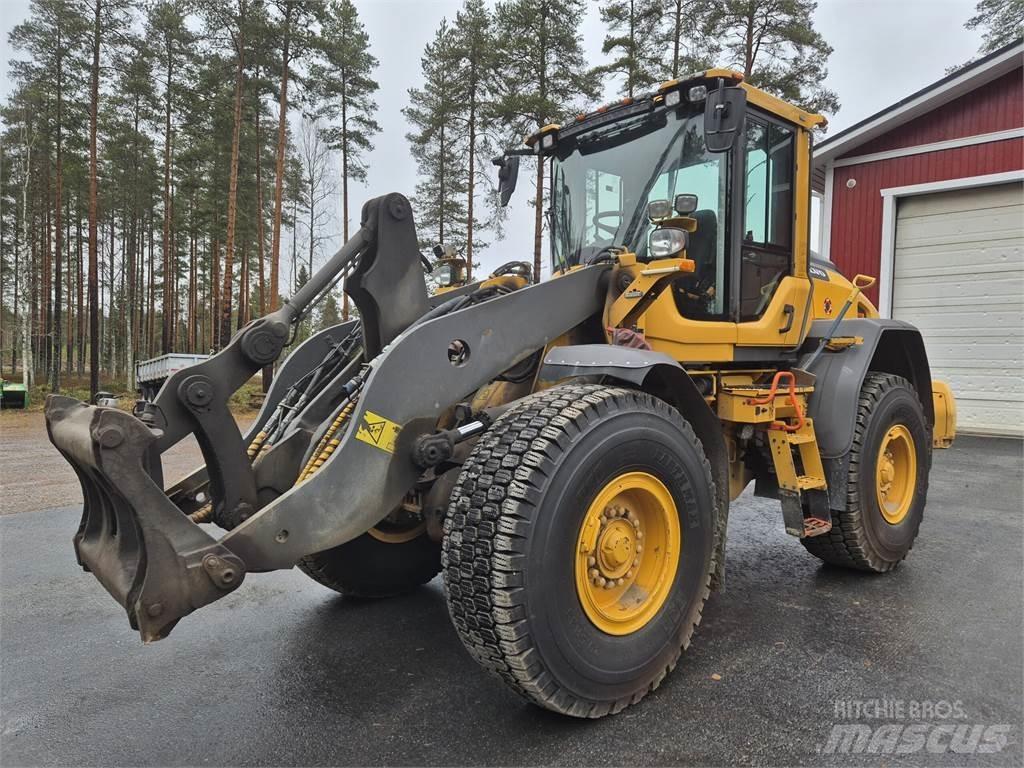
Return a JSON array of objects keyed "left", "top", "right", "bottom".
[{"left": 892, "top": 182, "right": 1024, "bottom": 436}]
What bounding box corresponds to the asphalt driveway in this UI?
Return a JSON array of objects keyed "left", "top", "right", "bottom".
[{"left": 1, "top": 435, "right": 1021, "bottom": 766}]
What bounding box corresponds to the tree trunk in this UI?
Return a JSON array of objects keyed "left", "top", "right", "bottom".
[
  {"left": 147, "top": 204, "right": 155, "bottom": 357},
  {"left": 220, "top": 12, "right": 246, "bottom": 349},
  {"left": 88, "top": 0, "right": 101, "bottom": 397},
  {"left": 672, "top": 0, "right": 681, "bottom": 78},
  {"left": 269, "top": 1, "right": 293, "bottom": 321},
  {"left": 76, "top": 214, "right": 83, "bottom": 375},
  {"left": 465, "top": 72, "right": 475, "bottom": 283},
  {"left": 65, "top": 202, "right": 72, "bottom": 375},
  {"left": 161, "top": 30, "right": 174, "bottom": 354},
  {"left": 52, "top": 28, "right": 64, "bottom": 393},
  {"left": 18, "top": 126, "right": 32, "bottom": 388},
  {"left": 341, "top": 81, "right": 349, "bottom": 321},
  {"left": 533, "top": 159, "right": 544, "bottom": 283}
]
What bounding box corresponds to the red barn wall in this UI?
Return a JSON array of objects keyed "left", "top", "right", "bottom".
[{"left": 827, "top": 68, "right": 1024, "bottom": 307}]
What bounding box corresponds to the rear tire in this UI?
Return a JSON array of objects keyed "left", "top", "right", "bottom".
[
  {"left": 442, "top": 384, "right": 716, "bottom": 718},
  {"left": 298, "top": 528, "right": 440, "bottom": 598},
  {"left": 802, "top": 372, "right": 930, "bottom": 572}
]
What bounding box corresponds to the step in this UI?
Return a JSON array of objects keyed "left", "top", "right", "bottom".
[{"left": 797, "top": 475, "right": 827, "bottom": 490}]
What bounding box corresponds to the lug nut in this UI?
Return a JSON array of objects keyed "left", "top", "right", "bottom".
[
  {"left": 596, "top": 577, "right": 607, "bottom": 588},
  {"left": 587, "top": 556, "right": 596, "bottom": 567},
  {"left": 589, "top": 568, "right": 600, "bottom": 579}
]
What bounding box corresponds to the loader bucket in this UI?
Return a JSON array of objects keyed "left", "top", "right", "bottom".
[{"left": 45, "top": 395, "right": 245, "bottom": 642}]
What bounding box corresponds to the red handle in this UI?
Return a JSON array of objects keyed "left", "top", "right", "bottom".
[{"left": 749, "top": 371, "right": 804, "bottom": 432}]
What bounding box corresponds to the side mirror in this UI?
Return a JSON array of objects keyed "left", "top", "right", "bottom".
[
  {"left": 494, "top": 155, "right": 520, "bottom": 207},
  {"left": 704, "top": 85, "right": 747, "bottom": 153}
]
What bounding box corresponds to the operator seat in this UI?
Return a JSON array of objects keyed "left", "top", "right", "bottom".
[{"left": 673, "top": 209, "right": 718, "bottom": 317}]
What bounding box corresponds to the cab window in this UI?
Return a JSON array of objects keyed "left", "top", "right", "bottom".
[{"left": 740, "top": 117, "right": 794, "bottom": 320}]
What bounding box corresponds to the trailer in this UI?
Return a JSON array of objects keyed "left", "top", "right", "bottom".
[{"left": 136, "top": 353, "right": 210, "bottom": 400}]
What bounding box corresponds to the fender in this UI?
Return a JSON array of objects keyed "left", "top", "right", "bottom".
[
  {"left": 803, "top": 318, "right": 935, "bottom": 510},
  {"left": 540, "top": 344, "right": 731, "bottom": 590}
]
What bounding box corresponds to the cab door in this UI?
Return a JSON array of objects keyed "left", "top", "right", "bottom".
[{"left": 735, "top": 111, "right": 809, "bottom": 348}]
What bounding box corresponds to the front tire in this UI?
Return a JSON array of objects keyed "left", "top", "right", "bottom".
[
  {"left": 298, "top": 524, "right": 440, "bottom": 598},
  {"left": 802, "top": 372, "right": 931, "bottom": 572},
  {"left": 442, "top": 384, "right": 717, "bottom": 717}
]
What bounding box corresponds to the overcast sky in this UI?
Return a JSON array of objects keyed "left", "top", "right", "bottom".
[{"left": 0, "top": 0, "right": 987, "bottom": 279}]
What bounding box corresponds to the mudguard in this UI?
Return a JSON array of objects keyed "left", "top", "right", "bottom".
[
  {"left": 540, "top": 344, "right": 731, "bottom": 590},
  {"left": 803, "top": 318, "right": 935, "bottom": 510}
]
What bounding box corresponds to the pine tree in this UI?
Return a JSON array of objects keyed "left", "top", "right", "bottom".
[
  {"left": 450, "top": 0, "right": 499, "bottom": 279},
  {"left": 661, "top": 0, "right": 718, "bottom": 78},
  {"left": 596, "top": 0, "right": 666, "bottom": 97},
  {"left": 492, "top": 0, "right": 601, "bottom": 281},
  {"left": 966, "top": 0, "right": 1024, "bottom": 54},
  {"left": 265, "top": 0, "right": 317, "bottom": 342},
  {"left": 10, "top": 0, "right": 88, "bottom": 391},
  {"left": 311, "top": 0, "right": 380, "bottom": 319},
  {"left": 701, "top": 0, "right": 839, "bottom": 117},
  {"left": 147, "top": 0, "right": 194, "bottom": 353},
  {"left": 316, "top": 289, "right": 341, "bottom": 331},
  {"left": 403, "top": 20, "right": 468, "bottom": 253}
]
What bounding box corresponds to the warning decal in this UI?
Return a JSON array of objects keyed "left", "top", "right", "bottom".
[{"left": 355, "top": 410, "right": 402, "bottom": 454}]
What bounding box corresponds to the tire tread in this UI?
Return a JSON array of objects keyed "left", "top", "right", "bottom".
[{"left": 442, "top": 383, "right": 715, "bottom": 717}]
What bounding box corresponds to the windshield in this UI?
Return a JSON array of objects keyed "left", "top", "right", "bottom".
[{"left": 550, "top": 105, "right": 729, "bottom": 275}]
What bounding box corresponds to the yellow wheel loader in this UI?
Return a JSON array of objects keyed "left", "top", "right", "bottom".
[{"left": 45, "top": 70, "right": 956, "bottom": 718}]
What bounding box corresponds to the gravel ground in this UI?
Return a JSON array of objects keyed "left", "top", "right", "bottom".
[
  {"left": 0, "top": 434, "right": 1021, "bottom": 766},
  {"left": 0, "top": 410, "right": 252, "bottom": 515}
]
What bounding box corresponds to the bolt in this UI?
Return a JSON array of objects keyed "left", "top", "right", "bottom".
[
  {"left": 636, "top": 530, "right": 644, "bottom": 539},
  {"left": 627, "top": 569, "right": 635, "bottom": 578},
  {"left": 97, "top": 426, "right": 124, "bottom": 448},
  {"left": 589, "top": 568, "right": 600, "bottom": 579},
  {"left": 634, "top": 557, "right": 641, "bottom": 567},
  {"left": 205, "top": 555, "right": 221, "bottom": 568},
  {"left": 596, "top": 577, "right": 607, "bottom": 588},
  {"left": 587, "top": 556, "right": 596, "bottom": 567},
  {"left": 147, "top": 603, "right": 163, "bottom": 618},
  {"left": 636, "top": 544, "right": 643, "bottom": 554}
]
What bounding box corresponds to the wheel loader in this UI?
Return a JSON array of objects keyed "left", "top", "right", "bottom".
[{"left": 45, "top": 69, "right": 957, "bottom": 718}]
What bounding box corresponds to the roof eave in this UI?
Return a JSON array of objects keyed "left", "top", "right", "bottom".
[{"left": 812, "top": 40, "right": 1024, "bottom": 170}]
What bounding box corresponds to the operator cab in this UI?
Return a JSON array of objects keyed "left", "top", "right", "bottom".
[
  {"left": 431, "top": 244, "right": 469, "bottom": 294},
  {"left": 499, "top": 70, "right": 824, "bottom": 340}
]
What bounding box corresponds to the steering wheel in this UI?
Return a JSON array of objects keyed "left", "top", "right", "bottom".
[
  {"left": 592, "top": 211, "right": 623, "bottom": 238},
  {"left": 492, "top": 260, "right": 532, "bottom": 280}
]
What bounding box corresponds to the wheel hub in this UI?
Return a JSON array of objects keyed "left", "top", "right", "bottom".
[
  {"left": 875, "top": 425, "right": 917, "bottom": 525},
  {"left": 575, "top": 472, "right": 681, "bottom": 635},
  {"left": 592, "top": 512, "right": 640, "bottom": 584}
]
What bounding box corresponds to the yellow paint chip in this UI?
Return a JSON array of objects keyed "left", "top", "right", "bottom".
[{"left": 355, "top": 410, "right": 401, "bottom": 454}]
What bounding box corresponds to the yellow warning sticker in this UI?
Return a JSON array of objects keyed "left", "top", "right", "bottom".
[{"left": 355, "top": 410, "right": 402, "bottom": 454}]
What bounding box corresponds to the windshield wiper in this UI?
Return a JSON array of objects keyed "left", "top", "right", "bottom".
[{"left": 621, "top": 118, "right": 692, "bottom": 249}]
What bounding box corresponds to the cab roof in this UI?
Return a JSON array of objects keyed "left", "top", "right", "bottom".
[{"left": 525, "top": 68, "right": 826, "bottom": 151}]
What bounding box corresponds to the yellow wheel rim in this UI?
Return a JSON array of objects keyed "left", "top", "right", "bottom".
[
  {"left": 367, "top": 521, "right": 426, "bottom": 544},
  {"left": 876, "top": 425, "right": 917, "bottom": 525},
  {"left": 575, "top": 471, "right": 681, "bottom": 636}
]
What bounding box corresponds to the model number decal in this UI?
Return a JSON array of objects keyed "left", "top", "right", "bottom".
[{"left": 809, "top": 265, "right": 830, "bottom": 281}]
